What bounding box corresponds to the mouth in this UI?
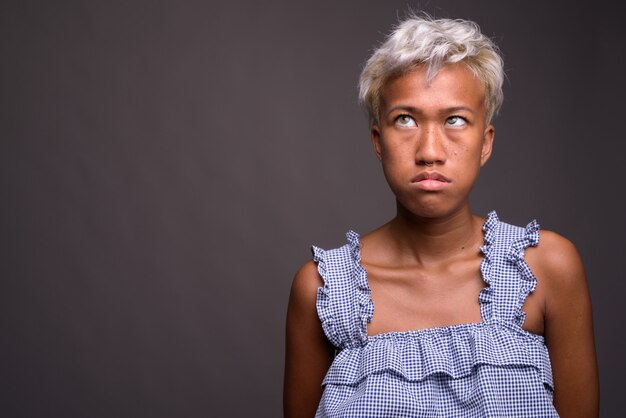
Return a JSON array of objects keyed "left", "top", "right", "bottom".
[{"left": 411, "top": 171, "right": 451, "bottom": 191}]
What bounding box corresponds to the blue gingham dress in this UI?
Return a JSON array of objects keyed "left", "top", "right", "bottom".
[{"left": 312, "top": 211, "right": 558, "bottom": 417}]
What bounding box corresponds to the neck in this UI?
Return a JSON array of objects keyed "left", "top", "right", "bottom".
[{"left": 387, "top": 201, "right": 483, "bottom": 266}]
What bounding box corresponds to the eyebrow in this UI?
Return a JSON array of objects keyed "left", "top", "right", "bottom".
[{"left": 386, "top": 105, "right": 476, "bottom": 116}]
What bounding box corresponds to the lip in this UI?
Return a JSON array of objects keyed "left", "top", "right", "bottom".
[{"left": 411, "top": 171, "right": 451, "bottom": 191}]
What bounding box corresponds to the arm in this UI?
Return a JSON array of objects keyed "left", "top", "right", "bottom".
[
  {"left": 284, "top": 260, "right": 335, "bottom": 418},
  {"left": 529, "top": 231, "right": 599, "bottom": 417}
]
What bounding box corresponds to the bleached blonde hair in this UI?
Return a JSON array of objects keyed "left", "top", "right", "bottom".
[{"left": 359, "top": 14, "right": 504, "bottom": 125}]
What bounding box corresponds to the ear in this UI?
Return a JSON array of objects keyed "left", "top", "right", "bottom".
[
  {"left": 480, "top": 124, "right": 495, "bottom": 167},
  {"left": 371, "top": 124, "right": 383, "bottom": 161}
]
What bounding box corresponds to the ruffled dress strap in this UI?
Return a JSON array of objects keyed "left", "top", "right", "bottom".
[
  {"left": 315, "top": 214, "right": 556, "bottom": 417},
  {"left": 480, "top": 211, "right": 541, "bottom": 328},
  {"left": 313, "top": 231, "right": 373, "bottom": 349}
]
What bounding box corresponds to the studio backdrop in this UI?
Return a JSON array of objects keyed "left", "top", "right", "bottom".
[{"left": 2, "top": 1, "right": 624, "bottom": 417}]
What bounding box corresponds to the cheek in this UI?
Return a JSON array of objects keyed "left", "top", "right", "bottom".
[
  {"left": 381, "top": 147, "right": 413, "bottom": 175},
  {"left": 380, "top": 139, "right": 408, "bottom": 160},
  {"left": 379, "top": 149, "right": 412, "bottom": 188},
  {"left": 452, "top": 142, "right": 482, "bottom": 162}
]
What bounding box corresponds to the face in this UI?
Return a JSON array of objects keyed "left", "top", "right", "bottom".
[{"left": 371, "top": 63, "right": 494, "bottom": 219}]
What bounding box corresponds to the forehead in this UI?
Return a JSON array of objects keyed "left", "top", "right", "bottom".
[{"left": 380, "top": 63, "right": 486, "bottom": 114}]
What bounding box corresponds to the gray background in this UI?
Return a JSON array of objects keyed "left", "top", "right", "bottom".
[{"left": 2, "top": 0, "right": 624, "bottom": 416}]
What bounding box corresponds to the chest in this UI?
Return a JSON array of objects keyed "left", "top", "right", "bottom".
[{"left": 363, "top": 257, "right": 545, "bottom": 336}]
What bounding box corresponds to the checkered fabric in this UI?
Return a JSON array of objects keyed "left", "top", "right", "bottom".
[{"left": 312, "top": 211, "right": 558, "bottom": 417}]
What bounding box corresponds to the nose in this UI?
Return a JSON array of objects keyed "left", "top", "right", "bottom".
[{"left": 415, "top": 125, "right": 446, "bottom": 166}]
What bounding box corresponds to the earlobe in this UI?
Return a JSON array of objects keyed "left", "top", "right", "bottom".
[
  {"left": 480, "top": 124, "right": 495, "bottom": 166},
  {"left": 371, "top": 125, "right": 383, "bottom": 161}
]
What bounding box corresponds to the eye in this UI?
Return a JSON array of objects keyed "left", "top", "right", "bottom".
[
  {"left": 445, "top": 115, "right": 467, "bottom": 127},
  {"left": 395, "top": 114, "right": 416, "bottom": 127}
]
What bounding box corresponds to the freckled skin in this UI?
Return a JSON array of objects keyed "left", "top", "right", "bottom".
[
  {"left": 370, "top": 64, "right": 494, "bottom": 220},
  {"left": 284, "top": 64, "right": 598, "bottom": 418}
]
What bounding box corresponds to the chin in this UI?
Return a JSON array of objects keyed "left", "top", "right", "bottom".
[
  {"left": 398, "top": 197, "right": 467, "bottom": 220},
  {"left": 403, "top": 203, "right": 450, "bottom": 219}
]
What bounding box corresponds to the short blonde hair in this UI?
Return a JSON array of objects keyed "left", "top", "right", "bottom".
[{"left": 359, "top": 14, "right": 504, "bottom": 125}]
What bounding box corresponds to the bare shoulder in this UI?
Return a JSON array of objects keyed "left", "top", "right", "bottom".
[
  {"left": 290, "top": 260, "right": 324, "bottom": 304},
  {"left": 526, "top": 229, "right": 586, "bottom": 293},
  {"left": 527, "top": 230, "right": 598, "bottom": 416},
  {"left": 287, "top": 260, "right": 325, "bottom": 323},
  {"left": 284, "top": 259, "right": 333, "bottom": 417}
]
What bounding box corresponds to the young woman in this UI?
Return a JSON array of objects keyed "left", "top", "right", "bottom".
[{"left": 284, "top": 15, "right": 598, "bottom": 418}]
